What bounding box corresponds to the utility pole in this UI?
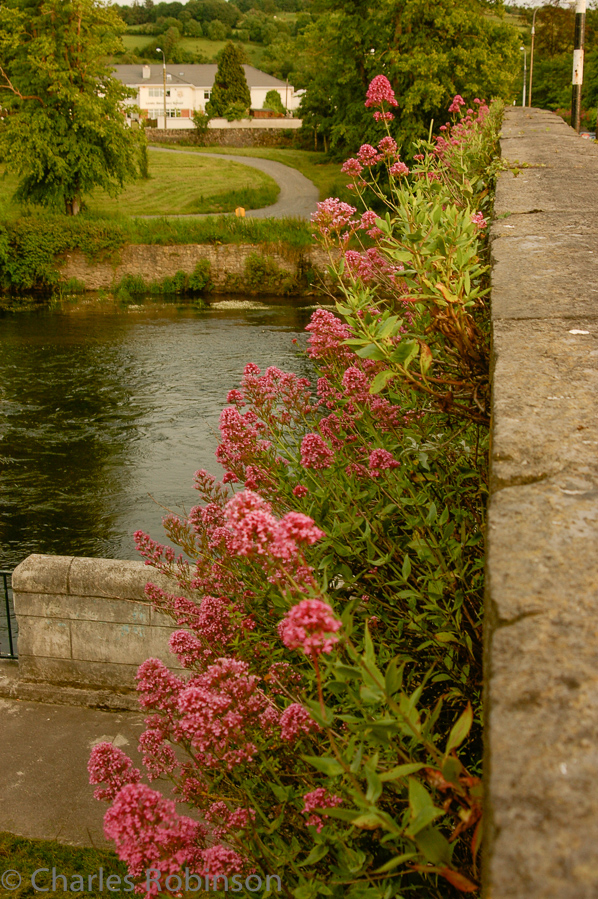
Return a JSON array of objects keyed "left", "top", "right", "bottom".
[
  {"left": 529, "top": 7, "right": 539, "bottom": 107},
  {"left": 571, "top": 0, "right": 586, "bottom": 132},
  {"left": 156, "top": 47, "right": 167, "bottom": 130}
]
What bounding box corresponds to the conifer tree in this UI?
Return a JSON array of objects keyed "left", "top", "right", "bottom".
[{"left": 207, "top": 42, "right": 251, "bottom": 117}]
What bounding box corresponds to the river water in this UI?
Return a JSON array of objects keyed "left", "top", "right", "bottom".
[{"left": 0, "top": 295, "right": 317, "bottom": 572}]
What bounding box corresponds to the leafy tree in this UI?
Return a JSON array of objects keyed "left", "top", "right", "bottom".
[
  {"left": 0, "top": 0, "right": 145, "bottom": 215},
  {"left": 206, "top": 41, "right": 251, "bottom": 116},
  {"left": 299, "top": 0, "right": 520, "bottom": 154}
]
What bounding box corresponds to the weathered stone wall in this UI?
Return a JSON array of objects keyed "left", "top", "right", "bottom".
[
  {"left": 1, "top": 555, "right": 183, "bottom": 709},
  {"left": 485, "top": 107, "right": 598, "bottom": 898},
  {"left": 59, "top": 243, "right": 333, "bottom": 294}
]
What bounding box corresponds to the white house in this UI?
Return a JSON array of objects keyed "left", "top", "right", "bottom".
[{"left": 112, "top": 64, "right": 303, "bottom": 130}]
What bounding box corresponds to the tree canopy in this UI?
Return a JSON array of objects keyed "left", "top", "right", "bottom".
[
  {"left": 298, "top": 0, "right": 521, "bottom": 154},
  {"left": 206, "top": 41, "right": 251, "bottom": 117},
  {"left": 0, "top": 0, "right": 145, "bottom": 215}
]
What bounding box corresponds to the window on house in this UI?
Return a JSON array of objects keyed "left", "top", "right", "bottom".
[
  {"left": 166, "top": 108, "right": 181, "bottom": 117},
  {"left": 148, "top": 89, "right": 170, "bottom": 98},
  {"left": 204, "top": 90, "right": 210, "bottom": 100}
]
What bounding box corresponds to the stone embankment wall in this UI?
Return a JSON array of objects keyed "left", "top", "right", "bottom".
[
  {"left": 0, "top": 555, "right": 183, "bottom": 710},
  {"left": 486, "top": 107, "right": 598, "bottom": 898},
  {"left": 59, "top": 243, "right": 333, "bottom": 294}
]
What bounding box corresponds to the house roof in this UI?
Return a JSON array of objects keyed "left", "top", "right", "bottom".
[{"left": 112, "top": 64, "right": 290, "bottom": 91}]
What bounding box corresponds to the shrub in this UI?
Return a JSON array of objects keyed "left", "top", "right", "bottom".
[
  {"left": 90, "top": 81, "right": 499, "bottom": 898},
  {"left": 263, "top": 89, "right": 286, "bottom": 115}
]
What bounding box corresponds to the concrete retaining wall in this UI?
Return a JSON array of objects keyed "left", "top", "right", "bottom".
[
  {"left": 0, "top": 554, "right": 184, "bottom": 709},
  {"left": 485, "top": 107, "right": 598, "bottom": 898},
  {"left": 59, "top": 243, "right": 332, "bottom": 294}
]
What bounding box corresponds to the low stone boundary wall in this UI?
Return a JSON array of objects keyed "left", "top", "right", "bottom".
[
  {"left": 485, "top": 107, "right": 598, "bottom": 898},
  {"left": 0, "top": 555, "right": 183, "bottom": 709},
  {"left": 59, "top": 243, "right": 332, "bottom": 294}
]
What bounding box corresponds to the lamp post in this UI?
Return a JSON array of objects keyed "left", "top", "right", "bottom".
[
  {"left": 571, "top": 0, "right": 586, "bottom": 132},
  {"left": 529, "top": 6, "right": 539, "bottom": 107},
  {"left": 156, "top": 47, "right": 167, "bottom": 130},
  {"left": 520, "top": 46, "right": 527, "bottom": 107}
]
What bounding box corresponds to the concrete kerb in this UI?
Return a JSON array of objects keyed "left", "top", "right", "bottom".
[{"left": 484, "top": 107, "right": 598, "bottom": 898}]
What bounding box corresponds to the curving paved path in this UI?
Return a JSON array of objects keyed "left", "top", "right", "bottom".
[{"left": 148, "top": 146, "right": 319, "bottom": 220}]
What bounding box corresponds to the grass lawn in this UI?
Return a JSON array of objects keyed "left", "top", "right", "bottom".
[
  {"left": 0, "top": 152, "right": 279, "bottom": 219},
  {"left": 120, "top": 34, "right": 266, "bottom": 67},
  {"left": 0, "top": 831, "right": 129, "bottom": 899},
  {"left": 150, "top": 144, "right": 350, "bottom": 202}
]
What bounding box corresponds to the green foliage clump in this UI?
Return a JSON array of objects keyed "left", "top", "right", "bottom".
[
  {"left": 243, "top": 251, "right": 296, "bottom": 293},
  {"left": 263, "top": 89, "right": 286, "bottom": 114},
  {"left": 0, "top": 214, "right": 312, "bottom": 292},
  {"left": 297, "top": 0, "right": 520, "bottom": 155},
  {"left": 207, "top": 41, "right": 251, "bottom": 116},
  {"left": 114, "top": 261, "right": 213, "bottom": 300},
  {"left": 0, "top": 217, "right": 127, "bottom": 290}
]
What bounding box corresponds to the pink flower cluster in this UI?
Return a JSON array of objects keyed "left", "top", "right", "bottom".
[
  {"left": 88, "top": 743, "right": 142, "bottom": 802},
  {"left": 279, "top": 599, "right": 342, "bottom": 659},
  {"left": 365, "top": 75, "right": 398, "bottom": 109},
  {"left": 279, "top": 703, "right": 320, "bottom": 741},
  {"left": 302, "top": 788, "right": 343, "bottom": 832},
  {"left": 176, "top": 656, "right": 274, "bottom": 769},
  {"left": 448, "top": 94, "right": 465, "bottom": 114},
  {"left": 311, "top": 197, "right": 357, "bottom": 236},
  {"left": 471, "top": 211, "right": 487, "bottom": 230},
  {"left": 305, "top": 308, "right": 352, "bottom": 364},
  {"left": 300, "top": 433, "right": 335, "bottom": 470},
  {"left": 369, "top": 448, "right": 401, "bottom": 477},
  {"left": 103, "top": 783, "right": 206, "bottom": 890}
]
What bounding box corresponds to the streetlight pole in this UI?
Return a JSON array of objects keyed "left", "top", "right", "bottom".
[
  {"left": 156, "top": 47, "right": 167, "bottom": 131},
  {"left": 520, "top": 46, "right": 527, "bottom": 107},
  {"left": 529, "top": 7, "right": 539, "bottom": 107},
  {"left": 571, "top": 0, "right": 586, "bottom": 132}
]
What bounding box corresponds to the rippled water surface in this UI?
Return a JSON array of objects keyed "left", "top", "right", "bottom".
[{"left": 0, "top": 296, "right": 316, "bottom": 570}]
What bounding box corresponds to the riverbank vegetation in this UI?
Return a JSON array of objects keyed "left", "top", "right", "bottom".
[
  {"left": 0, "top": 216, "right": 313, "bottom": 293},
  {"left": 88, "top": 83, "right": 502, "bottom": 897}
]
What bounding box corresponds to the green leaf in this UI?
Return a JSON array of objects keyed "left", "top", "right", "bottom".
[
  {"left": 294, "top": 884, "right": 319, "bottom": 899},
  {"left": 414, "top": 825, "right": 452, "bottom": 865},
  {"left": 377, "top": 315, "right": 400, "bottom": 339},
  {"left": 445, "top": 702, "right": 473, "bottom": 754},
  {"left": 401, "top": 555, "right": 411, "bottom": 580},
  {"left": 389, "top": 340, "right": 419, "bottom": 366},
  {"left": 369, "top": 369, "right": 396, "bottom": 395},
  {"left": 379, "top": 763, "right": 425, "bottom": 782},
  {"left": 297, "top": 844, "right": 330, "bottom": 867},
  {"left": 373, "top": 852, "right": 417, "bottom": 874},
  {"left": 384, "top": 657, "right": 404, "bottom": 696},
  {"left": 419, "top": 343, "right": 434, "bottom": 375},
  {"left": 356, "top": 343, "right": 387, "bottom": 361},
  {"left": 365, "top": 766, "right": 383, "bottom": 803},
  {"left": 408, "top": 777, "right": 434, "bottom": 818},
  {"left": 302, "top": 755, "right": 345, "bottom": 777},
  {"left": 270, "top": 783, "right": 292, "bottom": 802},
  {"left": 435, "top": 632, "right": 457, "bottom": 643}
]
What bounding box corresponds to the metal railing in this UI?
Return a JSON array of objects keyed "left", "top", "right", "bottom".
[{"left": 0, "top": 570, "right": 17, "bottom": 659}]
